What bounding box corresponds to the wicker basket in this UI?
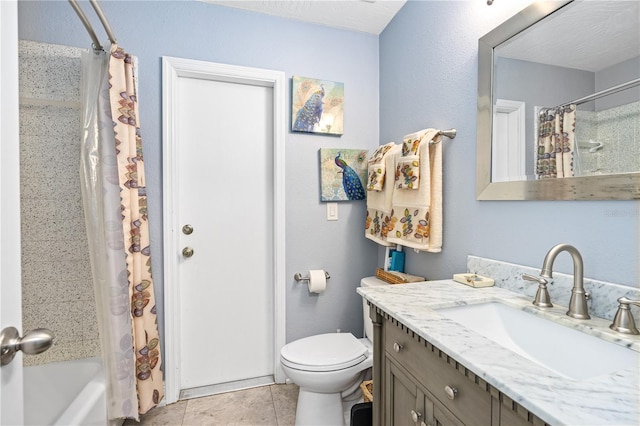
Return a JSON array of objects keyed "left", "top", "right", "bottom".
[
  {"left": 360, "top": 380, "right": 373, "bottom": 402},
  {"left": 375, "top": 268, "right": 407, "bottom": 284}
]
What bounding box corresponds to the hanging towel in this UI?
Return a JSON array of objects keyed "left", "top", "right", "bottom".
[
  {"left": 367, "top": 142, "right": 395, "bottom": 191},
  {"left": 365, "top": 142, "right": 402, "bottom": 246},
  {"left": 387, "top": 128, "right": 443, "bottom": 252},
  {"left": 396, "top": 133, "right": 422, "bottom": 189}
]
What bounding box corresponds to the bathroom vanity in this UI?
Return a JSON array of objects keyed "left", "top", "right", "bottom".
[{"left": 357, "top": 280, "right": 640, "bottom": 426}]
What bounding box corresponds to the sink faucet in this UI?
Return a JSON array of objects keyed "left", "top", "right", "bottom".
[{"left": 540, "top": 243, "right": 590, "bottom": 320}]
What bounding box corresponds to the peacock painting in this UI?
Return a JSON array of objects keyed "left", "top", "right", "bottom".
[
  {"left": 335, "top": 152, "right": 366, "bottom": 200},
  {"left": 292, "top": 76, "right": 344, "bottom": 135},
  {"left": 320, "top": 148, "right": 368, "bottom": 201},
  {"left": 293, "top": 84, "right": 324, "bottom": 132}
]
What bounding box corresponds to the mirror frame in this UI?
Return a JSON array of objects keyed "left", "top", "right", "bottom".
[{"left": 476, "top": 0, "right": 640, "bottom": 200}]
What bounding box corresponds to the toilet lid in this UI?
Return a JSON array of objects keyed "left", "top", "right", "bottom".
[{"left": 280, "top": 333, "right": 368, "bottom": 372}]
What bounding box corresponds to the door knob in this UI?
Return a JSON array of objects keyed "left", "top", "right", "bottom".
[
  {"left": 182, "top": 246, "right": 194, "bottom": 258},
  {"left": 182, "top": 224, "right": 194, "bottom": 235},
  {"left": 410, "top": 409, "right": 422, "bottom": 423},
  {"left": 1, "top": 326, "right": 54, "bottom": 366}
]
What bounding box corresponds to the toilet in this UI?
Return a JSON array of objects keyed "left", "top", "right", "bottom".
[{"left": 280, "top": 276, "right": 389, "bottom": 425}]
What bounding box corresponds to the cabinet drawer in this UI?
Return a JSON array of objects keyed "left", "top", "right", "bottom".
[{"left": 385, "top": 319, "right": 491, "bottom": 426}]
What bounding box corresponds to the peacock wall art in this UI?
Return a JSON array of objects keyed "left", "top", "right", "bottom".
[
  {"left": 292, "top": 76, "right": 344, "bottom": 135},
  {"left": 320, "top": 148, "right": 368, "bottom": 201}
]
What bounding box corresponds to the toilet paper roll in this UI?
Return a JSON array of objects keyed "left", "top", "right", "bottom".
[{"left": 308, "top": 270, "right": 327, "bottom": 294}]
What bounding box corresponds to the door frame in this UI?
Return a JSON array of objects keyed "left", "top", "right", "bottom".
[
  {"left": 1, "top": 1, "right": 25, "bottom": 424},
  {"left": 162, "top": 57, "right": 286, "bottom": 404}
]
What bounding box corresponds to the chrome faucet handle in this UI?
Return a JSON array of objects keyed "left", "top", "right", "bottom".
[
  {"left": 610, "top": 296, "right": 640, "bottom": 335},
  {"left": 522, "top": 273, "right": 553, "bottom": 308}
]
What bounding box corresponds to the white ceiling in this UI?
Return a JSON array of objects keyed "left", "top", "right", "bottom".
[
  {"left": 199, "top": 0, "right": 407, "bottom": 35},
  {"left": 201, "top": 1, "right": 639, "bottom": 71},
  {"left": 497, "top": 1, "right": 640, "bottom": 72}
]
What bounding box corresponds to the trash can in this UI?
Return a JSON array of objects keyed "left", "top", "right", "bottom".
[{"left": 350, "top": 402, "right": 372, "bottom": 426}]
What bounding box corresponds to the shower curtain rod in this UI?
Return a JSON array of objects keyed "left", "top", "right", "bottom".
[
  {"left": 564, "top": 77, "right": 640, "bottom": 107},
  {"left": 68, "top": 0, "right": 116, "bottom": 51}
]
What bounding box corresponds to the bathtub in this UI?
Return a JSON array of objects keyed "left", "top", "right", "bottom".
[{"left": 23, "top": 357, "right": 107, "bottom": 426}]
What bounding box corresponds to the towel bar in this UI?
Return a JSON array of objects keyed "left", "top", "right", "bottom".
[
  {"left": 438, "top": 128, "right": 457, "bottom": 139},
  {"left": 294, "top": 271, "right": 331, "bottom": 282}
]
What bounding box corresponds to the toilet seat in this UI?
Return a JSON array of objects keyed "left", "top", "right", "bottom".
[{"left": 280, "top": 333, "right": 368, "bottom": 372}]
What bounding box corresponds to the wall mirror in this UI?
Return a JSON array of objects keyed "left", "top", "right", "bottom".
[{"left": 476, "top": 0, "right": 640, "bottom": 200}]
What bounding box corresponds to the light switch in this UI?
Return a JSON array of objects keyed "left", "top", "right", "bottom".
[{"left": 327, "top": 202, "right": 338, "bottom": 221}]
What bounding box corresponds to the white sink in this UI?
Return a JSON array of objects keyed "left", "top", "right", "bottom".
[{"left": 436, "top": 302, "right": 639, "bottom": 380}]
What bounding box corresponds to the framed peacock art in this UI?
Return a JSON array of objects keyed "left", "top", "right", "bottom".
[
  {"left": 320, "top": 148, "right": 368, "bottom": 201},
  {"left": 292, "top": 76, "right": 344, "bottom": 135}
]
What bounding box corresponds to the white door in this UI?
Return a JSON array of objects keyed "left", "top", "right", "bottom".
[
  {"left": 162, "top": 58, "right": 286, "bottom": 402},
  {"left": 492, "top": 99, "right": 526, "bottom": 182},
  {"left": 178, "top": 77, "right": 274, "bottom": 393},
  {"left": 1, "top": 1, "right": 25, "bottom": 424}
]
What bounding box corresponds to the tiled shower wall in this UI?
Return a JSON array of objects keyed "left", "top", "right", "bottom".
[
  {"left": 575, "top": 101, "right": 640, "bottom": 176},
  {"left": 19, "top": 40, "right": 100, "bottom": 365}
]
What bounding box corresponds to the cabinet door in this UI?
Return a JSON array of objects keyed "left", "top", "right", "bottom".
[
  {"left": 433, "top": 403, "right": 464, "bottom": 426},
  {"left": 386, "top": 358, "right": 422, "bottom": 426},
  {"left": 421, "top": 390, "right": 464, "bottom": 426}
]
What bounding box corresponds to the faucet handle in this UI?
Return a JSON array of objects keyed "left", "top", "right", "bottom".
[
  {"left": 522, "top": 273, "right": 547, "bottom": 285},
  {"left": 610, "top": 296, "right": 640, "bottom": 335},
  {"left": 522, "top": 273, "right": 553, "bottom": 308}
]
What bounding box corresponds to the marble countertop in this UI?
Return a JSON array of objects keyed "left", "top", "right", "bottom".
[{"left": 357, "top": 279, "right": 640, "bottom": 426}]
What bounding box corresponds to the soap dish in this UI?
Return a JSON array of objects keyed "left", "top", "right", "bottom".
[{"left": 453, "top": 273, "right": 494, "bottom": 288}]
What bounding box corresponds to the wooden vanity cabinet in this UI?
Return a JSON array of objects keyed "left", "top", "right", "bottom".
[
  {"left": 386, "top": 357, "right": 463, "bottom": 426},
  {"left": 369, "top": 304, "right": 550, "bottom": 426}
]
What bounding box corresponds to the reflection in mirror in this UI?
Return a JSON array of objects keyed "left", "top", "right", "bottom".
[
  {"left": 477, "top": 0, "right": 640, "bottom": 200},
  {"left": 494, "top": 1, "right": 639, "bottom": 182}
]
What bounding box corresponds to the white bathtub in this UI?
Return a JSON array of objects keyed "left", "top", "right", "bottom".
[{"left": 23, "top": 357, "right": 107, "bottom": 426}]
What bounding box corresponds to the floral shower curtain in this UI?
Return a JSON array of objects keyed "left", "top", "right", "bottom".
[
  {"left": 80, "top": 44, "right": 163, "bottom": 421},
  {"left": 536, "top": 104, "right": 577, "bottom": 179}
]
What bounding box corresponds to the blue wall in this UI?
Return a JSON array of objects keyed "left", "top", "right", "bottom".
[
  {"left": 380, "top": 0, "right": 639, "bottom": 288},
  {"left": 596, "top": 56, "right": 640, "bottom": 110},
  {"left": 17, "top": 0, "right": 639, "bottom": 355},
  {"left": 18, "top": 0, "right": 380, "bottom": 343}
]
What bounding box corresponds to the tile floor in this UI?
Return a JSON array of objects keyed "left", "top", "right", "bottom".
[{"left": 124, "top": 384, "right": 299, "bottom": 426}]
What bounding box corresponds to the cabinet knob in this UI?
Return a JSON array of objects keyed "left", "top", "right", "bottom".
[
  {"left": 444, "top": 385, "right": 458, "bottom": 400},
  {"left": 393, "top": 342, "right": 403, "bottom": 353},
  {"left": 410, "top": 409, "right": 422, "bottom": 423},
  {"left": 182, "top": 246, "right": 194, "bottom": 258}
]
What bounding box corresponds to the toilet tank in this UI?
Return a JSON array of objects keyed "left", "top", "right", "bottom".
[{"left": 361, "top": 276, "right": 390, "bottom": 341}]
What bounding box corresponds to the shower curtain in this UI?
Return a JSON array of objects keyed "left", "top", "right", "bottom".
[
  {"left": 80, "top": 44, "right": 163, "bottom": 421},
  {"left": 536, "top": 104, "right": 577, "bottom": 179}
]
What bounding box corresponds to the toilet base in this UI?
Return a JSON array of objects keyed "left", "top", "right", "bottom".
[{"left": 295, "top": 388, "right": 344, "bottom": 426}]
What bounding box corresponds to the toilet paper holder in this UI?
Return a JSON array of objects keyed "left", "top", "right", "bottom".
[{"left": 294, "top": 271, "right": 331, "bottom": 282}]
